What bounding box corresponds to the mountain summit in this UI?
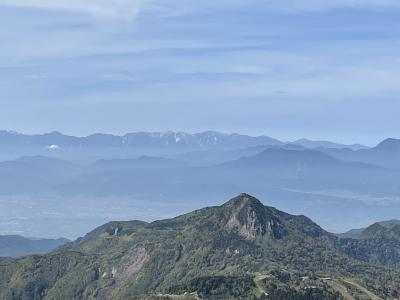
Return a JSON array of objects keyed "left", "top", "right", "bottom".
[
  {"left": 223, "top": 193, "right": 284, "bottom": 239},
  {"left": 374, "top": 138, "right": 400, "bottom": 152},
  {"left": 0, "top": 194, "right": 399, "bottom": 299}
]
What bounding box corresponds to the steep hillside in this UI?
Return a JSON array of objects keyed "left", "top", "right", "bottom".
[{"left": 0, "top": 194, "right": 399, "bottom": 299}]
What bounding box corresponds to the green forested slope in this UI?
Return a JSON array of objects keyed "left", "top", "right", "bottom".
[{"left": 0, "top": 194, "right": 399, "bottom": 299}]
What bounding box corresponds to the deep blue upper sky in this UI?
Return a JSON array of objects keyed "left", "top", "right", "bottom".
[{"left": 0, "top": 0, "right": 399, "bottom": 145}]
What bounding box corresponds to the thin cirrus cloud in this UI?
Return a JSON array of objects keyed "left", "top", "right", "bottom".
[
  {"left": 0, "top": 0, "right": 399, "bottom": 19},
  {"left": 146, "top": 0, "right": 400, "bottom": 14},
  {"left": 270, "top": 0, "right": 400, "bottom": 11},
  {"left": 0, "top": 0, "right": 143, "bottom": 18},
  {"left": 0, "top": 0, "right": 399, "bottom": 143}
]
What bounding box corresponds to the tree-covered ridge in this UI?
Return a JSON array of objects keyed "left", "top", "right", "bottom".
[
  {"left": 0, "top": 194, "right": 399, "bottom": 299},
  {"left": 338, "top": 222, "right": 400, "bottom": 268}
]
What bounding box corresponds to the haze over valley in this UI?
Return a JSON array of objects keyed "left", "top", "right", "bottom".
[{"left": 0, "top": 130, "right": 399, "bottom": 239}]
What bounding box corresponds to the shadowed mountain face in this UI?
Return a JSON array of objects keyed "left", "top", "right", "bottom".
[
  {"left": 217, "top": 149, "right": 400, "bottom": 194},
  {"left": 1, "top": 149, "right": 373, "bottom": 197},
  {"left": 172, "top": 144, "right": 306, "bottom": 166},
  {"left": 291, "top": 139, "right": 368, "bottom": 151},
  {"left": 64, "top": 148, "right": 400, "bottom": 197},
  {"left": 0, "top": 156, "right": 81, "bottom": 194},
  {"left": 90, "top": 156, "right": 186, "bottom": 171},
  {"left": 0, "top": 194, "right": 400, "bottom": 300},
  {"left": 375, "top": 139, "right": 400, "bottom": 152},
  {"left": 0, "top": 156, "right": 79, "bottom": 175},
  {"left": 0, "top": 235, "right": 69, "bottom": 257},
  {"left": 321, "top": 138, "right": 400, "bottom": 169},
  {"left": 220, "top": 148, "right": 340, "bottom": 169}
]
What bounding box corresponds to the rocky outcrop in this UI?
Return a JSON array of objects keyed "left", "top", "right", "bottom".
[{"left": 224, "top": 193, "right": 285, "bottom": 239}]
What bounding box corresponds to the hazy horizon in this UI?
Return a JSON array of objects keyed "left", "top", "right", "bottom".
[
  {"left": 1, "top": 1, "right": 400, "bottom": 145},
  {"left": 0, "top": 128, "right": 390, "bottom": 147}
]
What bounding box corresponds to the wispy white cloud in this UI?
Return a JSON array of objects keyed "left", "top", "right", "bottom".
[
  {"left": 1, "top": 0, "right": 397, "bottom": 26},
  {"left": 0, "top": 0, "right": 142, "bottom": 18},
  {"left": 0, "top": 0, "right": 399, "bottom": 143},
  {"left": 0, "top": 0, "right": 398, "bottom": 21},
  {"left": 273, "top": 0, "right": 400, "bottom": 12},
  {"left": 23, "top": 74, "right": 48, "bottom": 79},
  {"left": 143, "top": 0, "right": 400, "bottom": 16}
]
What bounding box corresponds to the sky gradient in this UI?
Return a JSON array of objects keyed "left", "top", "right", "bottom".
[{"left": 0, "top": 0, "right": 399, "bottom": 145}]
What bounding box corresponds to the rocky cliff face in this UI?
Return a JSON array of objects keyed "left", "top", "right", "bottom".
[{"left": 224, "top": 193, "right": 286, "bottom": 239}]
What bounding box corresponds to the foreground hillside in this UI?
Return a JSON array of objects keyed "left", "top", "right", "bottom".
[{"left": 0, "top": 194, "right": 399, "bottom": 299}]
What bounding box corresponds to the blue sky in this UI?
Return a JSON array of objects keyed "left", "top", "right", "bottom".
[{"left": 0, "top": 0, "right": 399, "bottom": 145}]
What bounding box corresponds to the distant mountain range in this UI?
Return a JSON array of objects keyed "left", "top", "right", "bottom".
[
  {"left": 0, "top": 130, "right": 283, "bottom": 149},
  {"left": 0, "top": 235, "right": 69, "bottom": 257},
  {"left": 172, "top": 144, "right": 306, "bottom": 166},
  {"left": 42, "top": 147, "right": 398, "bottom": 203},
  {"left": 290, "top": 138, "right": 368, "bottom": 150},
  {"left": 0, "top": 130, "right": 372, "bottom": 151},
  {"left": 1, "top": 194, "right": 399, "bottom": 299},
  {"left": 321, "top": 138, "right": 400, "bottom": 169}
]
